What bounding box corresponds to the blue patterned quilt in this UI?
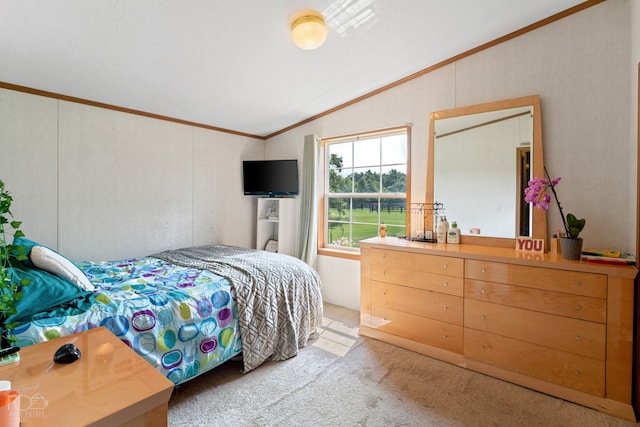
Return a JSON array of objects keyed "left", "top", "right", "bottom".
[{"left": 12, "top": 256, "right": 243, "bottom": 385}]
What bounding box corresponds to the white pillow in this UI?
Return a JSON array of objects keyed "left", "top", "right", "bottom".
[{"left": 30, "top": 246, "right": 95, "bottom": 291}]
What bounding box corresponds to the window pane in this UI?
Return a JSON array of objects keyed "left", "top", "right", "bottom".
[
  {"left": 353, "top": 137, "right": 380, "bottom": 167},
  {"left": 328, "top": 141, "right": 353, "bottom": 168},
  {"left": 353, "top": 224, "right": 379, "bottom": 247},
  {"left": 381, "top": 134, "right": 407, "bottom": 165},
  {"left": 351, "top": 197, "right": 379, "bottom": 222},
  {"left": 327, "top": 197, "right": 352, "bottom": 246},
  {"left": 352, "top": 197, "right": 379, "bottom": 245},
  {"left": 380, "top": 197, "right": 407, "bottom": 226},
  {"left": 327, "top": 222, "right": 354, "bottom": 247},
  {"left": 381, "top": 165, "right": 406, "bottom": 193},
  {"left": 328, "top": 197, "right": 350, "bottom": 222},
  {"left": 329, "top": 165, "right": 353, "bottom": 193},
  {"left": 353, "top": 167, "right": 380, "bottom": 193}
]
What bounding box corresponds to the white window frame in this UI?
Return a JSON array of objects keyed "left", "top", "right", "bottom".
[{"left": 319, "top": 126, "right": 410, "bottom": 257}]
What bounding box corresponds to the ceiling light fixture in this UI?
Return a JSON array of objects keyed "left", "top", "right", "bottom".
[{"left": 290, "top": 9, "right": 327, "bottom": 50}]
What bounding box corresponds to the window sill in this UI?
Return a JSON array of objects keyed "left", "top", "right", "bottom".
[{"left": 318, "top": 247, "right": 361, "bottom": 261}]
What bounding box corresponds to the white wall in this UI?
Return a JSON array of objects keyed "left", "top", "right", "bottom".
[
  {"left": 266, "top": 0, "right": 635, "bottom": 311},
  {"left": 0, "top": 90, "right": 264, "bottom": 261}
]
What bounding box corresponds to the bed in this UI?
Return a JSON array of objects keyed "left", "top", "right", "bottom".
[{"left": 6, "top": 240, "right": 323, "bottom": 385}]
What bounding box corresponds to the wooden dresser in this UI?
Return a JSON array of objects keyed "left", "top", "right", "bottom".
[{"left": 359, "top": 237, "right": 638, "bottom": 421}]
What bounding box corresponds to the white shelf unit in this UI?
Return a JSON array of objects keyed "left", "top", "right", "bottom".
[{"left": 256, "top": 197, "right": 295, "bottom": 256}]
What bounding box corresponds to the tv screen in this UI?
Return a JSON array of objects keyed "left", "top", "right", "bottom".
[{"left": 242, "top": 159, "right": 299, "bottom": 197}]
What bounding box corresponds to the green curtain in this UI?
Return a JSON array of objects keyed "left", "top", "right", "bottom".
[{"left": 297, "top": 134, "right": 320, "bottom": 268}]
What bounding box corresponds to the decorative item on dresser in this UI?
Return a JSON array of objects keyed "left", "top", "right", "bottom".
[
  {"left": 359, "top": 237, "right": 638, "bottom": 421},
  {"left": 558, "top": 235, "right": 584, "bottom": 260},
  {"left": 524, "top": 170, "right": 586, "bottom": 260}
]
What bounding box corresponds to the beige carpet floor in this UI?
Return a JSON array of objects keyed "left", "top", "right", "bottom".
[{"left": 168, "top": 303, "right": 638, "bottom": 427}]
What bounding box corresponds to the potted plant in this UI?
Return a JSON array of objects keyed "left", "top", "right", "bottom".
[
  {"left": 0, "top": 179, "right": 28, "bottom": 346},
  {"left": 524, "top": 169, "right": 586, "bottom": 260}
]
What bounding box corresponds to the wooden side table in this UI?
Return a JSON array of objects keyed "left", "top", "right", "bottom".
[{"left": 0, "top": 327, "right": 174, "bottom": 426}]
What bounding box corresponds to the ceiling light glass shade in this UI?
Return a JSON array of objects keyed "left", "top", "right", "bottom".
[{"left": 291, "top": 12, "right": 327, "bottom": 50}]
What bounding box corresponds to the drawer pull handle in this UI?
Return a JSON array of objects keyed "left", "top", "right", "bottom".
[
  {"left": 443, "top": 306, "right": 448, "bottom": 311},
  {"left": 575, "top": 370, "right": 580, "bottom": 375},
  {"left": 443, "top": 282, "right": 448, "bottom": 287},
  {"left": 575, "top": 305, "right": 581, "bottom": 311},
  {"left": 481, "top": 314, "right": 487, "bottom": 320},
  {"left": 575, "top": 335, "right": 581, "bottom": 341},
  {"left": 481, "top": 269, "right": 486, "bottom": 273},
  {"left": 443, "top": 264, "right": 448, "bottom": 268},
  {"left": 480, "top": 345, "right": 486, "bottom": 350},
  {"left": 576, "top": 281, "right": 582, "bottom": 287},
  {"left": 443, "top": 335, "right": 448, "bottom": 339},
  {"left": 481, "top": 289, "right": 486, "bottom": 295}
]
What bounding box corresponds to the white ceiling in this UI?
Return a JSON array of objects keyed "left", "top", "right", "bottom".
[{"left": 0, "top": 0, "right": 585, "bottom": 138}]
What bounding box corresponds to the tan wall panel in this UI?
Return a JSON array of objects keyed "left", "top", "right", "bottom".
[
  {"left": 57, "top": 101, "right": 194, "bottom": 260},
  {"left": 0, "top": 89, "right": 58, "bottom": 246}
]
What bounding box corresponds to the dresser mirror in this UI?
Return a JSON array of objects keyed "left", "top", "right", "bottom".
[{"left": 426, "top": 95, "right": 546, "bottom": 247}]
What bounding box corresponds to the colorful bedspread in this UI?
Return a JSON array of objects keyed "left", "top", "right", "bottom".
[
  {"left": 11, "top": 245, "right": 324, "bottom": 385},
  {"left": 152, "top": 245, "right": 324, "bottom": 372},
  {"left": 12, "top": 256, "right": 243, "bottom": 385}
]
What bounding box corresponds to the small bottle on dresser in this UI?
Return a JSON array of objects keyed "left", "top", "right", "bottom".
[
  {"left": 436, "top": 216, "right": 449, "bottom": 243},
  {"left": 447, "top": 221, "right": 461, "bottom": 244}
]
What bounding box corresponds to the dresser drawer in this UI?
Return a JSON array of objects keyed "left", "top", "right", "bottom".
[
  {"left": 372, "top": 280, "right": 463, "bottom": 325},
  {"left": 464, "top": 280, "right": 606, "bottom": 323},
  {"left": 465, "top": 260, "right": 606, "bottom": 298},
  {"left": 464, "top": 299, "right": 605, "bottom": 359},
  {"left": 371, "top": 265, "right": 463, "bottom": 296},
  {"left": 464, "top": 329, "right": 604, "bottom": 396},
  {"left": 370, "top": 248, "right": 463, "bottom": 277},
  {"left": 371, "top": 306, "right": 463, "bottom": 353}
]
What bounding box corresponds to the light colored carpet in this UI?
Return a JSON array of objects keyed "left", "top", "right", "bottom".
[{"left": 168, "top": 303, "right": 637, "bottom": 427}]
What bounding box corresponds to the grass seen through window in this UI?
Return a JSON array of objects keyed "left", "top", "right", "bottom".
[{"left": 328, "top": 198, "right": 406, "bottom": 247}]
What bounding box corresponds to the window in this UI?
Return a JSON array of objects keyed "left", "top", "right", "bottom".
[{"left": 320, "top": 126, "right": 410, "bottom": 255}]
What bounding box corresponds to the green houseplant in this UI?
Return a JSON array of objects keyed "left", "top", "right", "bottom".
[
  {"left": 524, "top": 169, "right": 586, "bottom": 260},
  {"left": 0, "top": 179, "right": 28, "bottom": 346}
]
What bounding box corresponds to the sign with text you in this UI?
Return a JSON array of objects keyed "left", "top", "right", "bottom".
[{"left": 515, "top": 237, "right": 545, "bottom": 253}]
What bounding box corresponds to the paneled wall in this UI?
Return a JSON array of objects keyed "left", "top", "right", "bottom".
[
  {"left": 0, "top": 90, "right": 264, "bottom": 261},
  {"left": 266, "top": 0, "right": 635, "bottom": 310}
]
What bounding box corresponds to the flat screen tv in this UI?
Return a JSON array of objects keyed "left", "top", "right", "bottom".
[{"left": 242, "top": 159, "right": 299, "bottom": 197}]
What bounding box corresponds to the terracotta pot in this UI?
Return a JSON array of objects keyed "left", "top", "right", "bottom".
[{"left": 559, "top": 237, "right": 583, "bottom": 260}]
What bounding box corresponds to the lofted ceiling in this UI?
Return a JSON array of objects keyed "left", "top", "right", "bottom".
[{"left": 0, "top": 0, "right": 587, "bottom": 138}]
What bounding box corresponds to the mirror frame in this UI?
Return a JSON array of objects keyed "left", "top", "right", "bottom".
[{"left": 427, "top": 95, "right": 546, "bottom": 248}]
